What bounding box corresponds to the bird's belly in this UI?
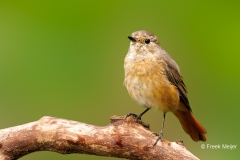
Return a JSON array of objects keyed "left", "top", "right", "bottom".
[{"left": 124, "top": 62, "right": 179, "bottom": 112}]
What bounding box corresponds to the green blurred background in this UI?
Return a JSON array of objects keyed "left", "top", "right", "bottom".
[{"left": 0, "top": 1, "right": 239, "bottom": 159}]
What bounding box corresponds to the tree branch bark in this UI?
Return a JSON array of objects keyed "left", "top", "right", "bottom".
[{"left": 0, "top": 115, "right": 199, "bottom": 160}]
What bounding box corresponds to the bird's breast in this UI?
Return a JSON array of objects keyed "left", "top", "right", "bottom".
[{"left": 124, "top": 58, "right": 179, "bottom": 112}]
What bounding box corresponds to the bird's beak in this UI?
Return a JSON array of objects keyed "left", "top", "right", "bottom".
[{"left": 128, "top": 36, "right": 136, "bottom": 42}]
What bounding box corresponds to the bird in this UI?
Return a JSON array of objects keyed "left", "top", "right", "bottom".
[{"left": 124, "top": 30, "right": 207, "bottom": 145}]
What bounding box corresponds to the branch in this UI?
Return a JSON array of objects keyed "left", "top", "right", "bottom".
[{"left": 0, "top": 115, "right": 199, "bottom": 160}]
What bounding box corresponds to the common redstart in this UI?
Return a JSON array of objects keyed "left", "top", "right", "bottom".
[{"left": 124, "top": 30, "right": 207, "bottom": 145}]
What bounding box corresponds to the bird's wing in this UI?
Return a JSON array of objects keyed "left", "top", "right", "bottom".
[{"left": 162, "top": 51, "right": 192, "bottom": 112}]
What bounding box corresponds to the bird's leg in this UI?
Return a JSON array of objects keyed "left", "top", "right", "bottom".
[
  {"left": 137, "top": 107, "right": 151, "bottom": 119},
  {"left": 153, "top": 113, "right": 166, "bottom": 146},
  {"left": 125, "top": 107, "right": 150, "bottom": 120}
]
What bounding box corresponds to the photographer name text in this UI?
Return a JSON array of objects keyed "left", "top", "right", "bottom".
[{"left": 201, "top": 144, "right": 237, "bottom": 150}]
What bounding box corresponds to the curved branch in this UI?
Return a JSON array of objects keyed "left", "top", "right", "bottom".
[{"left": 0, "top": 115, "right": 199, "bottom": 160}]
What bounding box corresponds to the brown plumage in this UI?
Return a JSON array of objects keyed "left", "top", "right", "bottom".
[
  {"left": 173, "top": 104, "right": 207, "bottom": 141},
  {"left": 124, "top": 30, "right": 207, "bottom": 144}
]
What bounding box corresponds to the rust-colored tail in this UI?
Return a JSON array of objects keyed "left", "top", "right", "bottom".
[{"left": 173, "top": 109, "right": 207, "bottom": 142}]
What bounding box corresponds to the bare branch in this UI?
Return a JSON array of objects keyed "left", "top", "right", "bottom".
[{"left": 0, "top": 115, "right": 199, "bottom": 160}]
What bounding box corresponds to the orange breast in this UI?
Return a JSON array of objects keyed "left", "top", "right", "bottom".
[{"left": 124, "top": 59, "right": 179, "bottom": 112}]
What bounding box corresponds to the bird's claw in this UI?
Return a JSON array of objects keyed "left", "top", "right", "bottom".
[
  {"left": 152, "top": 132, "right": 159, "bottom": 136},
  {"left": 125, "top": 113, "right": 150, "bottom": 129},
  {"left": 153, "top": 131, "right": 163, "bottom": 146},
  {"left": 125, "top": 113, "right": 141, "bottom": 120}
]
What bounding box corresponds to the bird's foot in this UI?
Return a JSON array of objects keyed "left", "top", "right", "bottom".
[
  {"left": 152, "top": 132, "right": 159, "bottom": 136},
  {"left": 153, "top": 131, "right": 163, "bottom": 146},
  {"left": 125, "top": 113, "right": 150, "bottom": 129},
  {"left": 125, "top": 113, "right": 141, "bottom": 120}
]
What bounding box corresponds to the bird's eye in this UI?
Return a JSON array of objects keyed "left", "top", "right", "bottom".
[{"left": 145, "top": 39, "right": 150, "bottom": 44}]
